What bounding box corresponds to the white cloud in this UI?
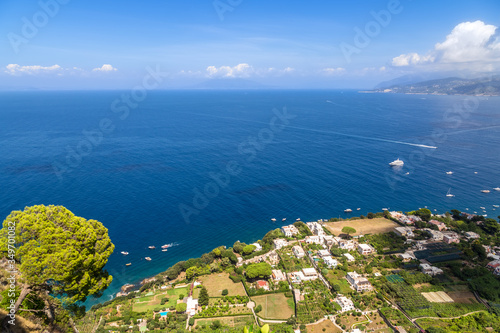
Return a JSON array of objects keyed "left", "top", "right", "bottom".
[
  {"left": 206, "top": 63, "right": 254, "bottom": 78},
  {"left": 204, "top": 63, "right": 296, "bottom": 78},
  {"left": 392, "top": 53, "right": 435, "bottom": 66},
  {"left": 321, "top": 67, "right": 346, "bottom": 76},
  {"left": 5, "top": 64, "right": 62, "bottom": 75},
  {"left": 392, "top": 21, "right": 500, "bottom": 71},
  {"left": 92, "top": 64, "right": 117, "bottom": 72}
]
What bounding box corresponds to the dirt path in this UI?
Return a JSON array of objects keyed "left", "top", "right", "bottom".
[{"left": 413, "top": 310, "right": 487, "bottom": 322}]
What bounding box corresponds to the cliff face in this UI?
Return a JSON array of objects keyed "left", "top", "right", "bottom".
[{"left": 373, "top": 76, "right": 500, "bottom": 95}]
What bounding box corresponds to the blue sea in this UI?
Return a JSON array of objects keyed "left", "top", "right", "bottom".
[{"left": 0, "top": 90, "right": 499, "bottom": 306}]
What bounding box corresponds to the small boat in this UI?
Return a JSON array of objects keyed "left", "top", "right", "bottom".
[
  {"left": 389, "top": 158, "right": 404, "bottom": 167},
  {"left": 474, "top": 211, "right": 477, "bottom": 214},
  {"left": 480, "top": 207, "right": 486, "bottom": 210},
  {"left": 466, "top": 208, "right": 469, "bottom": 210},
  {"left": 356, "top": 208, "right": 361, "bottom": 211},
  {"left": 161, "top": 244, "right": 170, "bottom": 249},
  {"left": 483, "top": 214, "right": 488, "bottom": 217},
  {"left": 474, "top": 171, "right": 478, "bottom": 174},
  {"left": 446, "top": 188, "right": 455, "bottom": 197},
  {"left": 271, "top": 218, "right": 276, "bottom": 222},
  {"left": 121, "top": 251, "right": 129, "bottom": 255},
  {"left": 446, "top": 171, "right": 453, "bottom": 175},
  {"left": 162, "top": 249, "right": 168, "bottom": 252},
  {"left": 405, "top": 172, "right": 410, "bottom": 175},
  {"left": 493, "top": 205, "right": 499, "bottom": 208},
  {"left": 494, "top": 187, "right": 500, "bottom": 191},
  {"left": 382, "top": 208, "right": 388, "bottom": 211},
  {"left": 148, "top": 246, "right": 156, "bottom": 249},
  {"left": 481, "top": 190, "right": 491, "bottom": 193},
  {"left": 282, "top": 218, "right": 286, "bottom": 221},
  {"left": 344, "top": 209, "right": 352, "bottom": 213},
  {"left": 126, "top": 263, "right": 132, "bottom": 266},
  {"left": 145, "top": 257, "right": 152, "bottom": 261},
  {"left": 296, "top": 218, "right": 301, "bottom": 221}
]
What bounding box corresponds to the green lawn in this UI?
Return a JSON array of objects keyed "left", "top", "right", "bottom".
[
  {"left": 199, "top": 273, "right": 246, "bottom": 297},
  {"left": 195, "top": 315, "right": 254, "bottom": 329},
  {"left": 252, "top": 293, "right": 295, "bottom": 319},
  {"left": 132, "top": 287, "right": 188, "bottom": 313}
]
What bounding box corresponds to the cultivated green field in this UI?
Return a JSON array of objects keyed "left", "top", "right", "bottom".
[
  {"left": 252, "top": 293, "right": 295, "bottom": 319},
  {"left": 132, "top": 287, "right": 188, "bottom": 312},
  {"left": 199, "top": 273, "right": 246, "bottom": 297}
]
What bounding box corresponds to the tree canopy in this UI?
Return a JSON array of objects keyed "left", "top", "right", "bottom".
[
  {"left": 198, "top": 286, "right": 209, "bottom": 306},
  {"left": 341, "top": 226, "right": 356, "bottom": 235},
  {"left": 0, "top": 205, "right": 114, "bottom": 323},
  {"left": 245, "top": 262, "right": 272, "bottom": 279},
  {"left": 242, "top": 244, "right": 256, "bottom": 255}
]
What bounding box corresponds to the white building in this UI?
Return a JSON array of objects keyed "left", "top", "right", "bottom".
[
  {"left": 394, "top": 226, "right": 414, "bottom": 238},
  {"left": 322, "top": 235, "right": 335, "bottom": 247},
  {"left": 272, "top": 269, "right": 286, "bottom": 282},
  {"left": 281, "top": 225, "right": 300, "bottom": 237},
  {"left": 397, "top": 253, "right": 414, "bottom": 262},
  {"left": 304, "top": 235, "right": 322, "bottom": 244},
  {"left": 288, "top": 269, "right": 318, "bottom": 283},
  {"left": 344, "top": 253, "right": 355, "bottom": 262},
  {"left": 419, "top": 263, "right": 443, "bottom": 276},
  {"left": 273, "top": 238, "right": 288, "bottom": 250},
  {"left": 346, "top": 271, "right": 372, "bottom": 292},
  {"left": 301, "top": 268, "right": 318, "bottom": 280},
  {"left": 186, "top": 297, "right": 198, "bottom": 316},
  {"left": 292, "top": 245, "right": 305, "bottom": 258},
  {"left": 338, "top": 239, "right": 355, "bottom": 250},
  {"left": 318, "top": 249, "right": 331, "bottom": 258},
  {"left": 357, "top": 244, "right": 375, "bottom": 255},
  {"left": 251, "top": 243, "right": 262, "bottom": 251},
  {"left": 424, "top": 229, "right": 444, "bottom": 241},
  {"left": 323, "top": 256, "right": 338, "bottom": 268},
  {"left": 306, "top": 222, "right": 326, "bottom": 236},
  {"left": 465, "top": 231, "right": 480, "bottom": 240},
  {"left": 442, "top": 232, "right": 460, "bottom": 244},
  {"left": 334, "top": 295, "right": 355, "bottom": 312}
]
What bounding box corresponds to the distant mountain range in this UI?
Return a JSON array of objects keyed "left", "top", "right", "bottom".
[{"left": 372, "top": 76, "right": 500, "bottom": 95}]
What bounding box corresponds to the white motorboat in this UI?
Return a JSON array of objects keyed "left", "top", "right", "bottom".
[
  {"left": 446, "top": 171, "right": 453, "bottom": 175},
  {"left": 389, "top": 158, "right": 404, "bottom": 166},
  {"left": 344, "top": 209, "right": 352, "bottom": 213},
  {"left": 121, "top": 251, "right": 129, "bottom": 255}
]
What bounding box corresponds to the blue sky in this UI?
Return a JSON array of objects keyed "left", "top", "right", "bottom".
[{"left": 1, "top": 0, "right": 499, "bottom": 89}]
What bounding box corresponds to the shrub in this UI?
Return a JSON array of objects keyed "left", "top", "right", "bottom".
[{"left": 222, "top": 289, "right": 228, "bottom": 296}]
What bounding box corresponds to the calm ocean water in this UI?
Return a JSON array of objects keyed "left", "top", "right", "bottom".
[{"left": 0, "top": 90, "right": 499, "bottom": 306}]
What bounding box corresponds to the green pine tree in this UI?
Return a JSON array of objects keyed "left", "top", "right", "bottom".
[{"left": 0, "top": 205, "right": 114, "bottom": 328}]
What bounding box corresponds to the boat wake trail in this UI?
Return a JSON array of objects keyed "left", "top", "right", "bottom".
[{"left": 182, "top": 112, "right": 438, "bottom": 149}]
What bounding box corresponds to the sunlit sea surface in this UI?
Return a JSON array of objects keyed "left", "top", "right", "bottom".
[{"left": 0, "top": 90, "right": 499, "bottom": 306}]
